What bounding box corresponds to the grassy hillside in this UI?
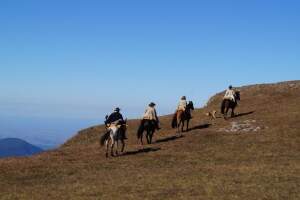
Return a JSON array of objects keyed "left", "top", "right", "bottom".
[{"left": 0, "top": 81, "right": 299, "bottom": 200}]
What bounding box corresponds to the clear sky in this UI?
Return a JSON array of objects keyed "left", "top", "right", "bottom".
[{"left": 1, "top": 0, "right": 299, "bottom": 120}]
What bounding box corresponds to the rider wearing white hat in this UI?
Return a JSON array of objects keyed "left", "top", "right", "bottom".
[{"left": 142, "top": 102, "right": 160, "bottom": 130}]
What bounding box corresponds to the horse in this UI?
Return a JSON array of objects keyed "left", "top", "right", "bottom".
[
  {"left": 172, "top": 101, "right": 194, "bottom": 133},
  {"left": 137, "top": 119, "right": 156, "bottom": 145},
  {"left": 221, "top": 91, "right": 240, "bottom": 119},
  {"left": 100, "top": 120, "right": 128, "bottom": 157}
]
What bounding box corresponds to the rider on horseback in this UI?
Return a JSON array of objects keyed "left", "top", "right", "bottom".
[
  {"left": 142, "top": 102, "right": 160, "bottom": 130},
  {"left": 175, "top": 96, "right": 191, "bottom": 119},
  {"left": 223, "top": 85, "right": 236, "bottom": 102},
  {"left": 171, "top": 96, "right": 194, "bottom": 131},
  {"left": 105, "top": 107, "right": 127, "bottom": 139},
  {"left": 221, "top": 85, "right": 240, "bottom": 118},
  {"left": 177, "top": 96, "right": 188, "bottom": 112}
]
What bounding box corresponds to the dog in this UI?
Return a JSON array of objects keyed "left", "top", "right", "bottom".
[{"left": 205, "top": 110, "right": 217, "bottom": 120}]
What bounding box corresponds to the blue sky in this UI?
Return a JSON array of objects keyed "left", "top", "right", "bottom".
[{"left": 0, "top": 0, "right": 299, "bottom": 120}]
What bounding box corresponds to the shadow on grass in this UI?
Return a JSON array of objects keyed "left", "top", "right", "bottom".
[
  {"left": 190, "top": 123, "right": 211, "bottom": 131},
  {"left": 234, "top": 111, "right": 255, "bottom": 118},
  {"left": 122, "top": 147, "right": 161, "bottom": 156},
  {"left": 155, "top": 135, "right": 184, "bottom": 144}
]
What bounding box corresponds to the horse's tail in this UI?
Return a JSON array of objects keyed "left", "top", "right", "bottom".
[
  {"left": 137, "top": 123, "right": 144, "bottom": 139},
  {"left": 100, "top": 131, "right": 110, "bottom": 146},
  {"left": 171, "top": 112, "right": 177, "bottom": 128},
  {"left": 221, "top": 99, "right": 226, "bottom": 114}
]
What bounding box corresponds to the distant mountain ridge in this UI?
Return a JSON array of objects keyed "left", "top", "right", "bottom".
[{"left": 0, "top": 138, "right": 43, "bottom": 158}]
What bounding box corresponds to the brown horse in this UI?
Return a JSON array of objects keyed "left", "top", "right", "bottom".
[
  {"left": 172, "top": 101, "right": 194, "bottom": 133},
  {"left": 221, "top": 91, "right": 240, "bottom": 119}
]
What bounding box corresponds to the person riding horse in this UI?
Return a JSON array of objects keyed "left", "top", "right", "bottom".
[
  {"left": 141, "top": 102, "right": 160, "bottom": 130},
  {"left": 223, "top": 85, "right": 236, "bottom": 103},
  {"left": 105, "top": 107, "right": 127, "bottom": 139},
  {"left": 172, "top": 96, "right": 194, "bottom": 132},
  {"left": 137, "top": 102, "right": 160, "bottom": 145},
  {"left": 173, "top": 96, "right": 192, "bottom": 121},
  {"left": 221, "top": 85, "right": 241, "bottom": 118},
  {"left": 178, "top": 96, "right": 188, "bottom": 112}
]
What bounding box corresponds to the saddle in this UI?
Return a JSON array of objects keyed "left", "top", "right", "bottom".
[
  {"left": 106, "top": 120, "right": 127, "bottom": 129},
  {"left": 107, "top": 123, "right": 122, "bottom": 129}
]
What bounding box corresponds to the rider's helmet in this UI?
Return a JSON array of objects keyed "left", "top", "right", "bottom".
[
  {"left": 229, "top": 85, "right": 233, "bottom": 89},
  {"left": 149, "top": 102, "right": 156, "bottom": 107},
  {"left": 114, "top": 107, "right": 121, "bottom": 112},
  {"left": 181, "top": 96, "right": 186, "bottom": 100}
]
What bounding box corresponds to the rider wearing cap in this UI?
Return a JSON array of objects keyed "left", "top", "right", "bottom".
[
  {"left": 105, "top": 107, "right": 127, "bottom": 139},
  {"left": 224, "top": 85, "right": 236, "bottom": 102},
  {"left": 177, "top": 96, "right": 188, "bottom": 112}
]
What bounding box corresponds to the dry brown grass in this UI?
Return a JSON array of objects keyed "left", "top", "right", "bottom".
[{"left": 0, "top": 81, "right": 299, "bottom": 200}]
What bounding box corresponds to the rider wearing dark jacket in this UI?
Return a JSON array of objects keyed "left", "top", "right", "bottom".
[
  {"left": 105, "top": 108, "right": 124, "bottom": 125},
  {"left": 105, "top": 107, "right": 127, "bottom": 139}
]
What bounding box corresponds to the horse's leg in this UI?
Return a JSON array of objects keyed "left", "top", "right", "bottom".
[
  {"left": 224, "top": 103, "right": 229, "bottom": 119},
  {"left": 181, "top": 120, "right": 184, "bottom": 133},
  {"left": 231, "top": 107, "right": 235, "bottom": 118},
  {"left": 121, "top": 140, "right": 125, "bottom": 153},
  {"left": 115, "top": 140, "right": 119, "bottom": 156},
  {"left": 177, "top": 119, "right": 181, "bottom": 133},
  {"left": 177, "top": 113, "right": 181, "bottom": 133},
  {"left": 149, "top": 130, "right": 154, "bottom": 144},
  {"left": 150, "top": 127, "right": 153, "bottom": 144},
  {"left": 152, "top": 130, "right": 155, "bottom": 144},
  {"left": 221, "top": 100, "right": 225, "bottom": 114},
  {"left": 146, "top": 130, "right": 150, "bottom": 144},
  {"left": 105, "top": 139, "right": 109, "bottom": 158},
  {"left": 110, "top": 139, "right": 115, "bottom": 156},
  {"left": 186, "top": 119, "right": 189, "bottom": 132},
  {"left": 140, "top": 132, "right": 144, "bottom": 146}
]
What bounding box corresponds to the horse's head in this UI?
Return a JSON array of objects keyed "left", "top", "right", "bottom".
[
  {"left": 104, "top": 115, "right": 109, "bottom": 125},
  {"left": 235, "top": 91, "right": 241, "bottom": 101},
  {"left": 188, "top": 101, "right": 194, "bottom": 110}
]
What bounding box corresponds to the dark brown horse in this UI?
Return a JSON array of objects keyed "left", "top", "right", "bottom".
[
  {"left": 221, "top": 91, "right": 240, "bottom": 119},
  {"left": 137, "top": 119, "right": 156, "bottom": 145},
  {"left": 172, "top": 101, "right": 194, "bottom": 133}
]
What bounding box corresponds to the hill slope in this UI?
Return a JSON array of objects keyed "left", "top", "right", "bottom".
[
  {"left": 0, "top": 81, "right": 299, "bottom": 200},
  {"left": 0, "top": 138, "right": 43, "bottom": 158}
]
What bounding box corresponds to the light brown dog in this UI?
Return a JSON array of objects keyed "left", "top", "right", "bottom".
[{"left": 205, "top": 110, "right": 217, "bottom": 120}]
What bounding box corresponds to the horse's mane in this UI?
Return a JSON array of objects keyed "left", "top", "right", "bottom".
[{"left": 234, "top": 91, "right": 241, "bottom": 101}]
